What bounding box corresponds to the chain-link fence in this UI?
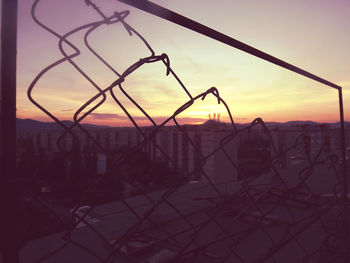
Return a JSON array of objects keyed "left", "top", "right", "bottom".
[{"left": 10, "top": 0, "right": 350, "bottom": 262}]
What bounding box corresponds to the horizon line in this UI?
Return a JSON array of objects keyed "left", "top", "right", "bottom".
[{"left": 17, "top": 117, "right": 346, "bottom": 129}]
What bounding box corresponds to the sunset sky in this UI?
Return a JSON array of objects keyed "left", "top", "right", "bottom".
[{"left": 16, "top": 0, "right": 350, "bottom": 127}]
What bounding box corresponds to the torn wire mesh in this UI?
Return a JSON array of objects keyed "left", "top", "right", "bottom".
[{"left": 20, "top": 1, "right": 349, "bottom": 262}]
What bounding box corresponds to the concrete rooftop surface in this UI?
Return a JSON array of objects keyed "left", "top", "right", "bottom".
[{"left": 6, "top": 162, "right": 347, "bottom": 263}]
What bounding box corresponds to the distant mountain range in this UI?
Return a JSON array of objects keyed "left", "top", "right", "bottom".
[
  {"left": 16, "top": 118, "right": 348, "bottom": 132},
  {"left": 265, "top": 120, "right": 347, "bottom": 128},
  {"left": 16, "top": 118, "right": 111, "bottom": 132}
]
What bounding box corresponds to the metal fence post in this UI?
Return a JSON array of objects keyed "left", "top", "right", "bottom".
[{"left": 0, "top": 0, "right": 21, "bottom": 262}]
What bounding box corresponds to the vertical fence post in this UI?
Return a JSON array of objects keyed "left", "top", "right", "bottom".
[
  {"left": 0, "top": 0, "right": 21, "bottom": 262},
  {"left": 338, "top": 88, "right": 349, "bottom": 261}
]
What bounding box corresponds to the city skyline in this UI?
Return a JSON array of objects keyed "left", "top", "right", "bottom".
[{"left": 16, "top": 0, "right": 350, "bottom": 126}]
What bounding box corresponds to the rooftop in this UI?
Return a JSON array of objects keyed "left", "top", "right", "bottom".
[{"left": 13, "top": 162, "right": 345, "bottom": 263}]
